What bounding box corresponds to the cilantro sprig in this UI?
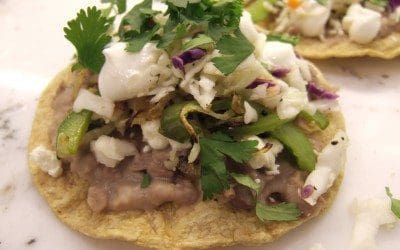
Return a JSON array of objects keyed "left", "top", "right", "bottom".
[
  {"left": 231, "top": 172, "right": 302, "bottom": 221},
  {"left": 212, "top": 29, "right": 254, "bottom": 75},
  {"left": 386, "top": 187, "right": 400, "bottom": 219},
  {"left": 64, "top": 7, "right": 112, "bottom": 73},
  {"left": 199, "top": 132, "right": 258, "bottom": 199}
]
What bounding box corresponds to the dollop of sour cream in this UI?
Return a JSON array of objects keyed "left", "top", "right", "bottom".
[
  {"left": 342, "top": 4, "right": 381, "bottom": 44},
  {"left": 98, "top": 42, "right": 166, "bottom": 101},
  {"left": 289, "top": 0, "right": 331, "bottom": 37},
  {"left": 303, "top": 130, "right": 348, "bottom": 205}
]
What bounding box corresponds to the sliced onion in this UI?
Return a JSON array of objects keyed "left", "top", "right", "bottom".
[
  {"left": 246, "top": 78, "right": 275, "bottom": 89},
  {"left": 271, "top": 68, "right": 290, "bottom": 78},
  {"left": 171, "top": 48, "right": 206, "bottom": 72},
  {"left": 306, "top": 82, "right": 339, "bottom": 100}
]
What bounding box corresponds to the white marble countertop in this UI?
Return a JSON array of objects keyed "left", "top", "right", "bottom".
[{"left": 0, "top": 0, "right": 399, "bottom": 249}]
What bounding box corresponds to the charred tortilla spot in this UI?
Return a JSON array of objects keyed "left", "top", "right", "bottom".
[{"left": 331, "top": 140, "right": 338, "bottom": 145}]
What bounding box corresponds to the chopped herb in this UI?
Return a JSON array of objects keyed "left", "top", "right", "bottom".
[
  {"left": 64, "top": 7, "right": 112, "bottom": 73},
  {"left": 212, "top": 29, "right": 254, "bottom": 75},
  {"left": 230, "top": 172, "right": 261, "bottom": 194},
  {"left": 368, "top": 0, "right": 388, "bottom": 7},
  {"left": 118, "top": 0, "right": 160, "bottom": 52},
  {"left": 316, "top": 0, "right": 328, "bottom": 5},
  {"left": 199, "top": 132, "right": 258, "bottom": 199},
  {"left": 183, "top": 34, "right": 214, "bottom": 50},
  {"left": 256, "top": 202, "right": 302, "bottom": 221},
  {"left": 385, "top": 187, "right": 400, "bottom": 219},
  {"left": 101, "top": 0, "right": 127, "bottom": 15},
  {"left": 267, "top": 33, "right": 299, "bottom": 46},
  {"left": 141, "top": 173, "right": 151, "bottom": 188}
]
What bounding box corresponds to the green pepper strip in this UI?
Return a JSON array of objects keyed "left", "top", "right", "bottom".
[
  {"left": 247, "top": 0, "right": 269, "bottom": 23},
  {"left": 299, "top": 110, "right": 329, "bottom": 130},
  {"left": 56, "top": 110, "right": 92, "bottom": 158},
  {"left": 271, "top": 123, "right": 316, "bottom": 171},
  {"left": 160, "top": 101, "right": 233, "bottom": 143},
  {"left": 228, "top": 113, "right": 289, "bottom": 137}
]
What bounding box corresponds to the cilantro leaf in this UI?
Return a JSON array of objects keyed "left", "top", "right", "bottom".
[
  {"left": 166, "top": 0, "right": 201, "bottom": 8},
  {"left": 157, "top": 20, "right": 187, "bottom": 49},
  {"left": 212, "top": 29, "right": 254, "bottom": 75},
  {"left": 207, "top": 0, "right": 244, "bottom": 40},
  {"left": 101, "top": 0, "right": 127, "bottom": 14},
  {"left": 64, "top": 7, "right": 112, "bottom": 73},
  {"left": 230, "top": 173, "right": 261, "bottom": 194},
  {"left": 141, "top": 173, "right": 151, "bottom": 188},
  {"left": 256, "top": 202, "right": 302, "bottom": 221},
  {"left": 316, "top": 0, "right": 328, "bottom": 5},
  {"left": 386, "top": 187, "right": 400, "bottom": 219},
  {"left": 199, "top": 132, "right": 258, "bottom": 199},
  {"left": 267, "top": 33, "right": 300, "bottom": 46},
  {"left": 126, "top": 25, "right": 159, "bottom": 52},
  {"left": 182, "top": 34, "right": 214, "bottom": 50},
  {"left": 119, "top": 0, "right": 153, "bottom": 34},
  {"left": 119, "top": 0, "right": 161, "bottom": 52}
]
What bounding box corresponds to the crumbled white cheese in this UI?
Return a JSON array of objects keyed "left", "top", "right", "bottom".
[
  {"left": 91, "top": 135, "right": 138, "bottom": 168},
  {"left": 289, "top": 0, "right": 332, "bottom": 37},
  {"left": 342, "top": 4, "right": 381, "bottom": 44},
  {"left": 73, "top": 89, "right": 115, "bottom": 119},
  {"left": 276, "top": 87, "right": 309, "bottom": 120},
  {"left": 261, "top": 41, "right": 309, "bottom": 91},
  {"left": 141, "top": 119, "right": 170, "bottom": 150},
  {"left": 186, "top": 74, "right": 217, "bottom": 109},
  {"left": 99, "top": 42, "right": 176, "bottom": 101},
  {"left": 349, "top": 198, "right": 398, "bottom": 250},
  {"left": 188, "top": 142, "right": 201, "bottom": 163},
  {"left": 303, "top": 130, "right": 348, "bottom": 205},
  {"left": 246, "top": 136, "right": 283, "bottom": 173},
  {"left": 239, "top": 11, "right": 267, "bottom": 58},
  {"left": 29, "top": 146, "right": 63, "bottom": 177},
  {"left": 244, "top": 101, "right": 258, "bottom": 124}
]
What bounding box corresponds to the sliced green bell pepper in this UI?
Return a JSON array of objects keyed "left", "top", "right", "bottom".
[
  {"left": 228, "top": 113, "right": 289, "bottom": 137},
  {"left": 271, "top": 123, "right": 316, "bottom": 171},
  {"left": 56, "top": 110, "right": 92, "bottom": 158},
  {"left": 299, "top": 110, "right": 329, "bottom": 130}
]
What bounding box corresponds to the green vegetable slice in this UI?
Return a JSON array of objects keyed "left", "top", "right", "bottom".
[
  {"left": 228, "top": 113, "right": 289, "bottom": 137},
  {"left": 256, "top": 202, "right": 302, "bottom": 221},
  {"left": 299, "top": 110, "right": 329, "bottom": 130},
  {"left": 247, "top": 0, "right": 269, "bottom": 23},
  {"left": 271, "top": 123, "right": 316, "bottom": 171},
  {"left": 386, "top": 187, "right": 400, "bottom": 219},
  {"left": 160, "top": 101, "right": 233, "bottom": 143},
  {"left": 56, "top": 110, "right": 93, "bottom": 158}
]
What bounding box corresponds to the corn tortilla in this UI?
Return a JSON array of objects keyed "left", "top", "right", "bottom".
[
  {"left": 28, "top": 65, "right": 346, "bottom": 249},
  {"left": 295, "top": 33, "right": 400, "bottom": 59}
]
